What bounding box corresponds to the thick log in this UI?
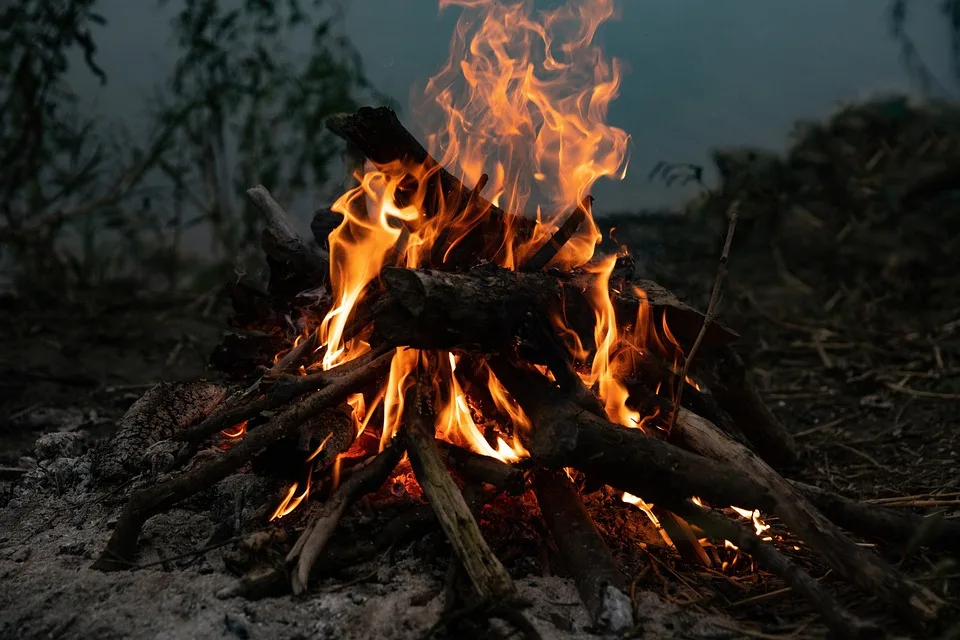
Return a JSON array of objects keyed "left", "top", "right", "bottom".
[
  {"left": 92, "top": 381, "right": 228, "bottom": 482},
  {"left": 672, "top": 408, "right": 941, "bottom": 625},
  {"left": 403, "top": 384, "right": 516, "bottom": 600},
  {"left": 534, "top": 470, "right": 634, "bottom": 633},
  {"left": 326, "top": 107, "right": 538, "bottom": 269},
  {"left": 670, "top": 499, "right": 878, "bottom": 639},
  {"left": 91, "top": 348, "right": 395, "bottom": 571},
  {"left": 287, "top": 442, "right": 406, "bottom": 595},
  {"left": 373, "top": 264, "right": 737, "bottom": 353}
]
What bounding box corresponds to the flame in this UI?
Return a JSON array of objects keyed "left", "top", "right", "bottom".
[
  {"left": 270, "top": 467, "right": 312, "bottom": 521},
  {"left": 730, "top": 505, "right": 772, "bottom": 539},
  {"left": 304, "top": 0, "right": 630, "bottom": 465}
]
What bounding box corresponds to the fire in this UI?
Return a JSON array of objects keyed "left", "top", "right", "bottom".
[
  {"left": 308, "top": 0, "right": 631, "bottom": 466},
  {"left": 221, "top": 421, "right": 247, "bottom": 439}
]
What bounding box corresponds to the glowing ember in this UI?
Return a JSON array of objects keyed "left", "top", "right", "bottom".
[{"left": 220, "top": 421, "right": 247, "bottom": 439}]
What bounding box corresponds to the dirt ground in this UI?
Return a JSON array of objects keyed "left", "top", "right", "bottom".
[{"left": 1, "top": 94, "right": 958, "bottom": 638}]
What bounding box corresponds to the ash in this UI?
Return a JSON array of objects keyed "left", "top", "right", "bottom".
[{"left": 0, "top": 423, "right": 730, "bottom": 640}]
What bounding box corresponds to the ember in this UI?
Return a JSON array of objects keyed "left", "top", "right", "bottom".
[{"left": 81, "top": 1, "right": 955, "bottom": 638}]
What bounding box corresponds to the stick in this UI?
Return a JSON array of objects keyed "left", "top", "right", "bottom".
[
  {"left": 534, "top": 469, "right": 634, "bottom": 633},
  {"left": 91, "top": 349, "right": 395, "bottom": 571},
  {"left": 520, "top": 201, "right": 589, "bottom": 272},
  {"left": 403, "top": 383, "right": 516, "bottom": 600},
  {"left": 176, "top": 347, "right": 385, "bottom": 446},
  {"left": 287, "top": 442, "right": 406, "bottom": 594},
  {"left": 672, "top": 407, "right": 942, "bottom": 625},
  {"left": 268, "top": 329, "right": 320, "bottom": 376},
  {"left": 670, "top": 499, "right": 878, "bottom": 639},
  {"left": 491, "top": 358, "right": 957, "bottom": 553},
  {"left": 668, "top": 202, "right": 738, "bottom": 432}
]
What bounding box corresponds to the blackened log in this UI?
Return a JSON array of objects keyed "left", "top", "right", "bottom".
[
  {"left": 92, "top": 348, "right": 395, "bottom": 571},
  {"left": 437, "top": 441, "right": 525, "bottom": 495},
  {"left": 699, "top": 345, "right": 798, "bottom": 469},
  {"left": 671, "top": 499, "right": 878, "bottom": 639},
  {"left": 534, "top": 469, "right": 634, "bottom": 633},
  {"left": 373, "top": 264, "right": 738, "bottom": 352},
  {"left": 671, "top": 407, "right": 941, "bottom": 625}
]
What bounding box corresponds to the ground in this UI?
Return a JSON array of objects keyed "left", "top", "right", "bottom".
[{"left": 1, "top": 94, "right": 958, "bottom": 638}]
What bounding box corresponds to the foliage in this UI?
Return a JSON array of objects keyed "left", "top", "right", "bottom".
[
  {"left": 0, "top": 0, "right": 382, "bottom": 295},
  {"left": 888, "top": 0, "right": 960, "bottom": 96}
]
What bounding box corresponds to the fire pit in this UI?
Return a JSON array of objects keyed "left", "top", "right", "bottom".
[{"left": 4, "top": 2, "right": 957, "bottom": 638}]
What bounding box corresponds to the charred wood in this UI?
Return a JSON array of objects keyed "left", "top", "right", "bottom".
[
  {"left": 91, "top": 348, "right": 395, "bottom": 571},
  {"left": 533, "top": 469, "right": 634, "bottom": 633},
  {"left": 671, "top": 407, "right": 941, "bottom": 625},
  {"left": 403, "top": 383, "right": 516, "bottom": 600},
  {"left": 287, "top": 442, "right": 406, "bottom": 595}
]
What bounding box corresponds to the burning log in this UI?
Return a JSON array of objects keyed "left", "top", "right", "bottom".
[
  {"left": 533, "top": 469, "right": 634, "bottom": 633},
  {"left": 287, "top": 441, "right": 406, "bottom": 595},
  {"left": 325, "top": 107, "right": 538, "bottom": 268},
  {"left": 671, "top": 407, "right": 942, "bottom": 625},
  {"left": 670, "top": 498, "right": 878, "bottom": 639},
  {"left": 520, "top": 201, "right": 589, "bottom": 272},
  {"left": 402, "top": 383, "right": 516, "bottom": 600},
  {"left": 92, "top": 348, "right": 395, "bottom": 571},
  {"left": 437, "top": 441, "right": 525, "bottom": 495},
  {"left": 373, "top": 264, "right": 737, "bottom": 353}
]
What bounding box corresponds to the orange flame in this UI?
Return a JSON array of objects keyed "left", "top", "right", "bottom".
[{"left": 221, "top": 421, "right": 247, "bottom": 439}]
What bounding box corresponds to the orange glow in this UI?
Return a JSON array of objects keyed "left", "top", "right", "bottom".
[{"left": 220, "top": 421, "right": 247, "bottom": 439}]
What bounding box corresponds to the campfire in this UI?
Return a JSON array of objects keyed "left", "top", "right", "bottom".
[{"left": 86, "top": 1, "right": 953, "bottom": 637}]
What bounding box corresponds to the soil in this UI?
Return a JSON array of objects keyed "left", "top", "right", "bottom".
[{"left": 1, "top": 94, "right": 959, "bottom": 639}]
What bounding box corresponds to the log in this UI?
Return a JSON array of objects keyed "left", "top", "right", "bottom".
[
  {"left": 670, "top": 499, "right": 878, "bottom": 639},
  {"left": 326, "top": 107, "right": 538, "bottom": 269},
  {"left": 287, "top": 442, "right": 406, "bottom": 595},
  {"left": 671, "top": 408, "right": 942, "bottom": 625},
  {"left": 373, "top": 264, "right": 738, "bottom": 353},
  {"left": 91, "top": 348, "right": 395, "bottom": 571},
  {"left": 402, "top": 383, "right": 516, "bottom": 600},
  {"left": 92, "top": 381, "right": 228, "bottom": 482},
  {"left": 247, "top": 185, "right": 329, "bottom": 294},
  {"left": 437, "top": 441, "right": 525, "bottom": 495},
  {"left": 489, "top": 358, "right": 959, "bottom": 554},
  {"left": 520, "top": 202, "right": 588, "bottom": 272},
  {"left": 699, "top": 345, "right": 798, "bottom": 468},
  {"left": 176, "top": 348, "right": 384, "bottom": 446},
  {"left": 534, "top": 469, "right": 634, "bottom": 633}
]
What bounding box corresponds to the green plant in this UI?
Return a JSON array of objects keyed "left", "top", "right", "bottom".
[{"left": 0, "top": 0, "right": 384, "bottom": 295}]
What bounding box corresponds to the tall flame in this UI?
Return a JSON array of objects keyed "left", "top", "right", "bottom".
[{"left": 309, "top": 0, "right": 631, "bottom": 464}]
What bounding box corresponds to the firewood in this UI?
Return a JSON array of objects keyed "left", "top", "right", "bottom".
[
  {"left": 373, "top": 264, "right": 738, "bottom": 353},
  {"left": 671, "top": 407, "right": 942, "bottom": 625},
  {"left": 436, "top": 441, "right": 525, "bottom": 495},
  {"left": 670, "top": 498, "right": 879, "bottom": 639},
  {"left": 287, "top": 442, "right": 406, "bottom": 595},
  {"left": 402, "top": 383, "right": 516, "bottom": 600},
  {"left": 176, "top": 347, "right": 384, "bottom": 446},
  {"left": 533, "top": 469, "right": 634, "bottom": 633},
  {"left": 92, "top": 381, "right": 228, "bottom": 483},
  {"left": 267, "top": 329, "right": 320, "bottom": 376},
  {"left": 490, "top": 357, "right": 957, "bottom": 554},
  {"left": 326, "top": 107, "right": 537, "bottom": 269},
  {"left": 247, "top": 185, "right": 330, "bottom": 295},
  {"left": 91, "top": 348, "right": 395, "bottom": 571},
  {"left": 520, "top": 201, "right": 589, "bottom": 272},
  {"left": 699, "top": 345, "right": 798, "bottom": 469}
]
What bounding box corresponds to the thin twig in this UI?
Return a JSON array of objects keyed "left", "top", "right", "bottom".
[{"left": 668, "top": 202, "right": 739, "bottom": 431}]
